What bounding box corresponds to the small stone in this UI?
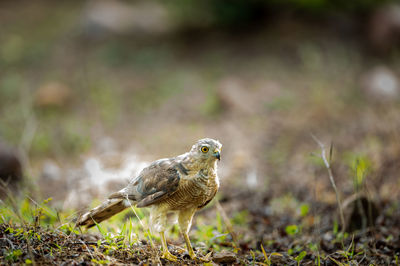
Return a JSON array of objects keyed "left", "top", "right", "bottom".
[
  {"left": 360, "top": 66, "right": 400, "bottom": 101},
  {"left": 323, "top": 232, "right": 333, "bottom": 242},
  {"left": 369, "top": 4, "right": 400, "bottom": 52},
  {"left": 35, "top": 81, "right": 72, "bottom": 107},
  {"left": 41, "top": 160, "right": 61, "bottom": 181},
  {"left": 212, "top": 250, "right": 237, "bottom": 263},
  {"left": 83, "top": 0, "right": 173, "bottom": 36}
]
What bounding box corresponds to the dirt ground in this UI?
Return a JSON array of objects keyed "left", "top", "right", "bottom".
[{"left": 1, "top": 1, "right": 400, "bottom": 265}]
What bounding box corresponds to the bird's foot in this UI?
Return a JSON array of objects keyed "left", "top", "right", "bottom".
[
  {"left": 189, "top": 250, "right": 211, "bottom": 262},
  {"left": 161, "top": 250, "right": 178, "bottom": 262}
]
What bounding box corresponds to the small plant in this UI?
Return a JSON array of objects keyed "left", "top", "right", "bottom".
[
  {"left": 5, "top": 249, "right": 23, "bottom": 262},
  {"left": 351, "top": 156, "right": 370, "bottom": 191},
  {"left": 285, "top": 224, "right": 299, "bottom": 236},
  {"left": 91, "top": 259, "right": 110, "bottom": 264},
  {"left": 261, "top": 244, "right": 271, "bottom": 265},
  {"left": 250, "top": 250, "right": 256, "bottom": 264},
  {"left": 295, "top": 251, "right": 307, "bottom": 266},
  {"left": 299, "top": 203, "right": 310, "bottom": 217},
  {"left": 261, "top": 244, "right": 283, "bottom": 266},
  {"left": 311, "top": 135, "right": 345, "bottom": 232}
]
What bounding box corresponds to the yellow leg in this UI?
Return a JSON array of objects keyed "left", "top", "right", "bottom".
[
  {"left": 183, "top": 232, "right": 196, "bottom": 259},
  {"left": 179, "top": 209, "right": 210, "bottom": 262},
  {"left": 183, "top": 232, "right": 210, "bottom": 262},
  {"left": 160, "top": 231, "right": 177, "bottom": 261}
]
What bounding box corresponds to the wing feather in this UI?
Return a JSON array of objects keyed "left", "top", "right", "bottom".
[{"left": 109, "top": 158, "right": 182, "bottom": 207}]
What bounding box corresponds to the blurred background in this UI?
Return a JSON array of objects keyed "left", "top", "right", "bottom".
[{"left": 1, "top": 0, "right": 400, "bottom": 261}]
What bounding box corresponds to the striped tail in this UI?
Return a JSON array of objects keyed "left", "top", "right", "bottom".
[{"left": 77, "top": 199, "right": 128, "bottom": 228}]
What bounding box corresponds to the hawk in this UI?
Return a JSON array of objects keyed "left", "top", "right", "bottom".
[{"left": 77, "top": 138, "right": 222, "bottom": 261}]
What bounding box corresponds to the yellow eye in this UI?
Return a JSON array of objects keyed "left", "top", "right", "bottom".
[{"left": 201, "top": 146, "right": 209, "bottom": 153}]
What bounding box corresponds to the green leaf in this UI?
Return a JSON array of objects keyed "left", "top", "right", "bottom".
[
  {"left": 120, "top": 222, "right": 126, "bottom": 237},
  {"left": 285, "top": 225, "right": 299, "bottom": 235},
  {"left": 128, "top": 218, "right": 133, "bottom": 244},
  {"left": 300, "top": 203, "right": 310, "bottom": 217},
  {"left": 350, "top": 156, "right": 371, "bottom": 189},
  {"left": 43, "top": 197, "right": 53, "bottom": 204},
  {"left": 333, "top": 220, "right": 338, "bottom": 235},
  {"left": 93, "top": 219, "right": 106, "bottom": 236},
  {"left": 295, "top": 251, "right": 307, "bottom": 264},
  {"left": 261, "top": 244, "right": 269, "bottom": 264}
]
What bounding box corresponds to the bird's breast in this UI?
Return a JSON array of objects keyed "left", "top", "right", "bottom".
[{"left": 161, "top": 172, "right": 219, "bottom": 210}]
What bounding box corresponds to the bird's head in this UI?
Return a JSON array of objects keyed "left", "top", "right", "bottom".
[{"left": 189, "top": 138, "right": 222, "bottom": 164}]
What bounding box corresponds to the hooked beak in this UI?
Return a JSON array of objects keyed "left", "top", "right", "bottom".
[{"left": 213, "top": 149, "right": 221, "bottom": 160}]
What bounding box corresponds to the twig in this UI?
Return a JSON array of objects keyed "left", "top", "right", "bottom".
[
  {"left": 79, "top": 239, "right": 95, "bottom": 260},
  {"left": 0, "top": 237, "right": 15, "bottom": 250},
  {"left": 124, "top": 196, "right": 155, "bottom": 249},
  {"left": 311, "top": 134, "right": 346, "bottom": 232},
  {"left": 215, "top": 200, "right": 239, "bottom": 251},
  {"left": 124, "top": 196, "right": 161, "bottom": 263}
]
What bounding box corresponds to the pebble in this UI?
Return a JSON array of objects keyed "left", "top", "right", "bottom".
[{"left": 212, "top": 250, "right": 237, "bottom": 263}]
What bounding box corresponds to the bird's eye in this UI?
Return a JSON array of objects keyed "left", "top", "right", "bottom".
[{"left": 201, "top": 146, "right": 209, "bottom": 153}]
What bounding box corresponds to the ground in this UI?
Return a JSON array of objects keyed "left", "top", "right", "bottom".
[{"left": 1, "top": 1, "right": 400, "bottom": 265}]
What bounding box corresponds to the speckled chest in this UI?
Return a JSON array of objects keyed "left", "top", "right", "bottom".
[{"left": 161, "top": 171, "right": 219, "bottom": 211}]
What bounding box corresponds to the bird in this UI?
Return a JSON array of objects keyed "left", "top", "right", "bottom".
[{"left": 77, "top": 138, "right": 222, "bottom": 261}]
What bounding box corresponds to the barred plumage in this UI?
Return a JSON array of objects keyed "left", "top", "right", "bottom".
[{"left": 77, "top": 138, "right": 222, "bottom": 262}]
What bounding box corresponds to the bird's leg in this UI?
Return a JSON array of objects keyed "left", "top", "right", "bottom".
[
  {"left": 182, "top": 232, "right": 209, "bottom": 262},
  {"left": 160, "top": 231, "right": 177, "bottom": 261},
  {"left": 151, "top": 207, "right": 177, "bottom": 261},
  {"left": 178, "top": 209, "right": 209, "bottom": 261},
  {"left": 182, "top": 230, "right": 196, "bottom": 259}
]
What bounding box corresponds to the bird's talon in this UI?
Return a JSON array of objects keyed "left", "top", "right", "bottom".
[
  {"left": 189, "top": 252, "right": 210, "bottom": 262},
  {"left": 161, "top": 251, "right": 178, "bottom": 262},
  {"left": 194, "top": 255, "right": 210, "bottom": 262},
  {"left": 197, "top": 256, "right": 211, "bottom": 262}
]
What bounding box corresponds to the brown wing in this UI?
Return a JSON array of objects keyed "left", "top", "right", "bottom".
[{"left": 109, "top": 159, "right": 183, "bottom": 208}]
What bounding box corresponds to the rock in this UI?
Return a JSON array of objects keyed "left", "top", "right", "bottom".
[
  {"left": 212, "top": 250, "right": 237, "bottom": 263},
  {"left": 369, "top": 4, "right": 400, "bottom": 53},
  {"left": 0, "top": 142, "right": 23, "bottom": 198},
  {"left": 246, "top": 168, "right": 258, "bottom": 189},
  {"left": 360, "top": 66, "right": 400, "bottom": 102},
  {"left": 79, "top": 233, "right": 100, "bottom": 243},
  {"left": 83, "top": 0, "right": 173, "bottom": 36},
  {"left": 41, "top": 160, "right": 61, "bottom": 181},
  {"left": 35, "top": 81, "right": 72, "bottom": 107},
  {"left": 322, "top": 232, "right": 333, "bottom": 242}
]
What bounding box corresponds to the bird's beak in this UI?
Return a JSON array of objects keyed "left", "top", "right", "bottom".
[{"left": 213, "top": 149, "right": 221, "bottom": 160}]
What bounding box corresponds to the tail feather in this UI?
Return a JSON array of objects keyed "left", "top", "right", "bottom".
[{"left": 77, "top": 199, "right": 128, "bottom": 228}]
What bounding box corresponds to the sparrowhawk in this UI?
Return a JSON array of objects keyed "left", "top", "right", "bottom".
[{"left": 77, "top": 138, "right": 222, "bottom": 261}]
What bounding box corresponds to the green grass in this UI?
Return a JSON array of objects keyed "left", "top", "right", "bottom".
[{"left": 0, "top": 192, "right": 243, "bottom": 264}]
